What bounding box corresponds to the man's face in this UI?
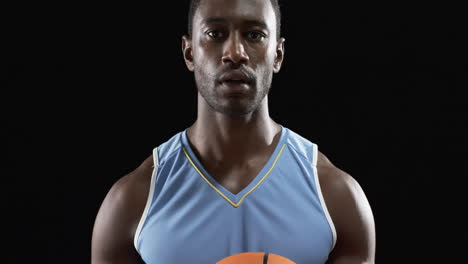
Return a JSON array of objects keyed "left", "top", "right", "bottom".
[{"left": 184, "top": 0, "right": 285, "bottom": 116}]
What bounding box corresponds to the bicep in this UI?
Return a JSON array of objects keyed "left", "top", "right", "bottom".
[{"left": 91, "top": 177, "right": 145, "bottom": 264}]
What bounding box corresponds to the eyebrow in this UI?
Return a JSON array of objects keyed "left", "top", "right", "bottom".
[{"left": 204, "top": 17, "right": 268, "bottom": 29}]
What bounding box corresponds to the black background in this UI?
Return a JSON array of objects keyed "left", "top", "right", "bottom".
[{"left": 4, "top": 1, "right": 466, "bottom": 263}]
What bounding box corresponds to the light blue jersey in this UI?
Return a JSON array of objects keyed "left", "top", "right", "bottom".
[{"left": 134, "top": 125, "right": 336, "bottom": 264}]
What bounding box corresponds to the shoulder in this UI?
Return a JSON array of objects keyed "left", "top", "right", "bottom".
[
  {"left": 91, "top": 154, "right": 155, "bottom": 263},
  {"left": 316, "top": 151, "right": 360, "bottom": 197},
  {"left": 110, "top": 154, "right": 155, "bottom": 202},
  {"left": 100, "top": 154, "right": 155, "bottom": 232},
  {"left": 316, "top": 151, "right": 376, "bottom": 263}
]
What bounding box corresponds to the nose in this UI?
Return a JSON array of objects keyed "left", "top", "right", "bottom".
[{"left": 221, "top": 32, "right": 249, "bottom": 66}]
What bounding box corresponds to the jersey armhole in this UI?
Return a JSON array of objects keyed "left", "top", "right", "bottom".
[
  {"left": 312, "top": 143, "right": 337, "bottom": 251},
  {"left": 133, "top": 147, "right": 160, "bottom": 251}
]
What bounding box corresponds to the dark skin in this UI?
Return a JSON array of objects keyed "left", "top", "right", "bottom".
[
  {"left": 91, "top": 0, "right": 375, "bottom": 263},
  {"left": 182, "top": 0, "right": 285, "bottom": 195}
]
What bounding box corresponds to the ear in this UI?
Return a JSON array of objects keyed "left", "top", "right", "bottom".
[
  {"left": 273, "top": 37, "right": 285, "bottom": 73},
  {"left": 182, "top": 35, "right": 194, "bottom": 72}
]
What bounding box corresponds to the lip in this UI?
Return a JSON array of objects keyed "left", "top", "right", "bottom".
[
  {"left": 219, "top": 70, "right": 252, "bottom": 83},
  {"left": 220, "top": 81, "right": 250, "bottom": 95}
]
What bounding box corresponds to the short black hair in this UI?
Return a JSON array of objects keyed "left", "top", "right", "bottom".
[{"left": 187, "top": 0, "right": 281, "bottom": 39}]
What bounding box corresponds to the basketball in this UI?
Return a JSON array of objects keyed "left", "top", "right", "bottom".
[{"left": 216, "top": 252, "right": 296, "bottom": 264}]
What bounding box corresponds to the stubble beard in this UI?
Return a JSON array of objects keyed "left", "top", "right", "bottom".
[{"left": 194, "top": 63, "right": 273, "bottom": 117}]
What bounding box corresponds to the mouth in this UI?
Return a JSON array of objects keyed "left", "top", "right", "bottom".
[
  {"left": 221, "top": 80, "right": 249, "bottom": 85},
  {"left": 220, "top": 80, "right": 250, "bottom": 88},
  {"left": 217, "top": 70, "right": 254, "bottom": 96},
  {"left": 219, "top": 80, "right": 250, "bottom": 96},
  {"left": 218, "top": 70, "right": 253, "bottom": 85}
]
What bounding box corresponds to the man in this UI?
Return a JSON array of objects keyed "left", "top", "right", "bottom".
[{"left": 91, "top": 0, "right": 376, "bottom": 263}]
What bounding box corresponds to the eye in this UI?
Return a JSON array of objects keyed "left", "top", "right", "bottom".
[
  {"left": 207, "top": 30, "right": 225, "bottom": 39},
  {"left": 246, "top": 31, "right": 265, "bottom": 42}
]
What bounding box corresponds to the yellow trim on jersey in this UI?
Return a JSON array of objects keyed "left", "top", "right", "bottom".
[{"left": 182, "top": 144, "right": 286, "bottom": 208}]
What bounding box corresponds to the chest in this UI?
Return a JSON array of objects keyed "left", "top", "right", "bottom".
[
  {"left": 210, "top": 166, "right": 263, "bottom": 195},
  {"left": 205, "top": 156, "right": 271, "bottom": 195},
  {"left": 137, "top": 163, "right": 334, "bottom": 264}
]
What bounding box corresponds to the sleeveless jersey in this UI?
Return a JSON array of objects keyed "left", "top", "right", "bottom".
[{"left": 134, "top": 125, "right": 336, "bottom": 264}]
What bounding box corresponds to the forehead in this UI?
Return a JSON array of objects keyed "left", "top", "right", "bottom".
[{"left": 195, "top": 0, "right": 275, "bottom": 29}]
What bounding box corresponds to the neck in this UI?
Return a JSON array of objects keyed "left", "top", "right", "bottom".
[{"left": 186, "top": 95, "right": 280, "bottom": 162}]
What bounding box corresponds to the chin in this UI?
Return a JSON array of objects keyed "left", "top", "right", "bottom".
[{"left": 215, "top": 103, "right": 258, "bottom": 117}]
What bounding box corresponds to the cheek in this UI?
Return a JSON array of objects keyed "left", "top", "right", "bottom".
[
  {"left": 249, "top": 44, "right": 276, "bottom": 66},
  {"left": 194, "top": 41, "right": 220, "bottom": 65},
  {"left": 193, "top": 48, "right": 207, "bottom": 66},
  {"left": 266, "top": 44, "right": 277, "bottom": 64}
]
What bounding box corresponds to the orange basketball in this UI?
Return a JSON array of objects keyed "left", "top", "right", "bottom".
[{"left": 216, "top": 252, "right": 296, "bottom": 264}]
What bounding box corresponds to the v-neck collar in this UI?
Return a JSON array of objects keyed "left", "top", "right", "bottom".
[{"left": 181, "top": 125, "right": 288, "bottom": 208}]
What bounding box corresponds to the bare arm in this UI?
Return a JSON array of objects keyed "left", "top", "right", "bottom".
[
  {"left": 91, "top": 156, "right": 153, "bottom": 264},
  {"left": 318, "top": 152, "right": 376, "bottom": 264}
]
